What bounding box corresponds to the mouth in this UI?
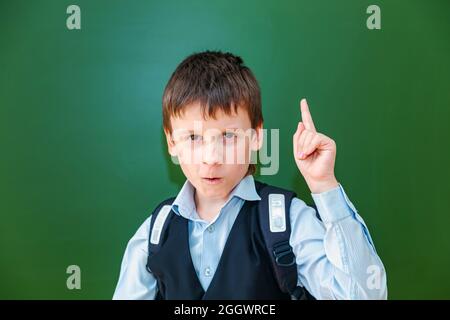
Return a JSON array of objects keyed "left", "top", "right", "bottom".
[{"left": 201, "top": 177, "right": 223, "bottom": 185}]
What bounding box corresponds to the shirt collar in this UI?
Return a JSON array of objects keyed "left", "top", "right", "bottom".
[{"left": 171, "top": 175, "right": 261, "bottom": 220}]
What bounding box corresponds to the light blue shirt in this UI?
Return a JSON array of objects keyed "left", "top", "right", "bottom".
[{"left": 113, "top": 175, "right": 387, "bottom": 299}]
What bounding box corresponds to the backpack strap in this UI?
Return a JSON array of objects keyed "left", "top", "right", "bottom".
[
  {"left": 255, "top": 181, "right": 316, "bottom": 300},
  {"left": 145, "top": 197, "right": 176, "bottom": 274}
]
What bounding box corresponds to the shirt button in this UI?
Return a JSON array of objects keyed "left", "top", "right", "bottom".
[
  {"left": 204, "top": 267, "right": 212, "bottom": 277},
  {"left": 207, "top": 225, "right": 215, "bottom": 233}
]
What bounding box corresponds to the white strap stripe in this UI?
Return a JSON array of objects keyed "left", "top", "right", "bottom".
[
  {"left": 150, "top": 205, "right": 172, "bottom": 245},
  {"left": 268, "top": 194, "right": 286, "bottom": 233}
]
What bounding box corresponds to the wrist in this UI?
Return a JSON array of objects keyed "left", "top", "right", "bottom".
[{"left": 307, "top": 177, "right": 339, "bottom": 194}]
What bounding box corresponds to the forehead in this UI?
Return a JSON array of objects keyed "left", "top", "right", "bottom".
[{"left": 170, "top": 102, "right": 251, "bottom": 130}]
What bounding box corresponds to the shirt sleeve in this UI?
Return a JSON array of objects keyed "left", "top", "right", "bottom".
[
  {"left": 289, "top": 184, "right": 388, "bottom": 300},
  {"left": 112, "top": 216, "right": 158, "bottom": 300}
]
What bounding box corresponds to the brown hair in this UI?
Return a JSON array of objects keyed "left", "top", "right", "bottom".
[{"left": 162, "top": 51, "right": 263, "bottom": 175}]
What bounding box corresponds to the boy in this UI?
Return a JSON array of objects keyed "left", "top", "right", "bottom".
[{"left": 113, "top": 51, "right": 387, "bottom": 300}]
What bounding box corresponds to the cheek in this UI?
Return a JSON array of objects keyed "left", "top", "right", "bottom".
[
  {"left": 178, "top": 162, "right": 198, "bottom": 182},
  {"left": 236, "top": 137, "right": 251, "bottom": 160},
  {"left": 176, "top": 145, "right": 201, "bottom": 165},
  {"left": 222, "top": 139, "right": 251, "bottom": 165}
]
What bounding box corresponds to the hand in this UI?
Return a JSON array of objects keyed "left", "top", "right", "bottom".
[{"left": 293, "top": 99, "right": 339, "bottom": 193}]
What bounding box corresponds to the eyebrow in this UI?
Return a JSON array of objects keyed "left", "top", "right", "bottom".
[{"left": 177, "top": 128, "right": 242, "bottom": 134}]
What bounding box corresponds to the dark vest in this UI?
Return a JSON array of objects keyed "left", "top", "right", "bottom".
[{"left": 146, "top": 182, "right": 293, "bottom": 300}]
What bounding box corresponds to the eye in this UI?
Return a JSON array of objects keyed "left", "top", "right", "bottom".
[
  {"left": 189, "top": 134, "right": 202, "bottom": 142},
  {"left": 223, "top": 132, "right": 236, "bottom": 139},
  {"left": 223, "top": 131, "right": 237, "bottom": 144}
]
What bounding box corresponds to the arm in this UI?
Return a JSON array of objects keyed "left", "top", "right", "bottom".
[
  {"left": 112, "top": 216, "right": 158, "bottom": 300},
  {"left": 289, "top": 185, "right": 387, "bottom": 299},
  {"left": 290, "top": 99, "right": 387, "bottom": 299}
]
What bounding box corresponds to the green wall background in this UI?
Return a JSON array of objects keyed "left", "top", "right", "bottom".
[{"left": 1, "top": 0, "right": 449, "bottom": 299}]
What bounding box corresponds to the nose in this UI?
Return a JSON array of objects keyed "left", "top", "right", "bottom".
[{"left": 202, "top": 138, "right": 222, "bottom": 165}]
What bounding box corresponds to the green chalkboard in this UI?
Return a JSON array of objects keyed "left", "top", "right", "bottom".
[{"left": 0, "top": 0, "right": 449, "bottom": 299}]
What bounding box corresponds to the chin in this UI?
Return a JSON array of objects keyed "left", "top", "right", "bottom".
[{"left": 196, "top": 183, "right": 228, "bottom": 198}]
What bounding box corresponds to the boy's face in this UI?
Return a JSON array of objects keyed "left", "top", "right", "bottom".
[{"left": 165, "top": 103, "right": 262, "bottom": 201}]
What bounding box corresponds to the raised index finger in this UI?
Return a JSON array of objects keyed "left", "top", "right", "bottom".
[{"left": 300, "top": 98, "right": 316, "bottom": 132}]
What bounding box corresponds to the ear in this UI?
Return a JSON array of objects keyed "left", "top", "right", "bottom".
[
  {"left": 250, "top": 124, "right": 264, "bottom": 151},
  {"left": 164, "top": 129, "right": 177, "bottom": 157}
]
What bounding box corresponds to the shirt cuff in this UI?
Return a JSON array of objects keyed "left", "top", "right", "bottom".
[{"left": 311, "top": 184, "right": 356, "bottom": 224}]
